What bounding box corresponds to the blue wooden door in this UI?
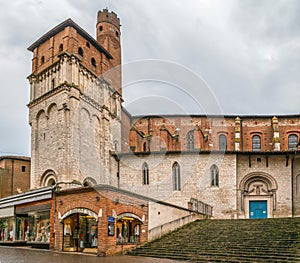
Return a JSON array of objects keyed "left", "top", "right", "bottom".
[{"left": 249, "top": 201, "right": 267, "bottom": 219}]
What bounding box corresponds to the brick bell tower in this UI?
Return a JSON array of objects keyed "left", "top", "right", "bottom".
[
  {"left": 27, "top": 10, "right": 122, "bottom": 190},
  {"left": 96, "top": 9, "right": 122, "bottom": 95}
]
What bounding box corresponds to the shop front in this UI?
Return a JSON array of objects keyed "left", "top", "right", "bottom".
[
  {"left": 61, "top": 208, "right": 98, "bottom": 253},
  {"left": 15, "top": 205, "right": 51, "bottom": 247},
  {"left": 0, "top": 206, "right": 14, "bottom": 242},
  {"left": 0, "top": 187, "right": 53, "bottom": 247},
  {"left": 116, "top": 213, "right": 142, "bottom": 244}
]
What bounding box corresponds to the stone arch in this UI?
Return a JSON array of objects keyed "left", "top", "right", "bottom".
[
  {"left": 36, "top": 109, "right": 46, "bottom": 121},
  {"left": 239, "top": 172, "right": 278, "bottom": 192},
  {"left": 239, "top": 172, "right": 278, "bottom": 218},
  {"left": 83, "top": 177, "right": 97, "bottom": 187},
  {"left": 40, "top": 169, "right": 57, "bottom": 187},
  {"left": 47, "top": 103, "right": 58, "bottom": 117}
]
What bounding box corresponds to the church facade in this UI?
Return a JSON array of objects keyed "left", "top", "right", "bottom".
[
  {"left": 0, "top": 8, "right": 299, "bottom": 255},
  {"left": 26, "top": 9, "right": 300, "bottom": 220}
]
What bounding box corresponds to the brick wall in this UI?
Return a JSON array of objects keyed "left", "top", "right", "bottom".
[
  {"left": 55, "top": 186, "right": 148, "bottom": 255},
  {"left": 0, "top": 157, "right": 30, "bottom": 198}
]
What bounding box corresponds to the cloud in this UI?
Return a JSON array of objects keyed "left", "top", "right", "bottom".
[{"left": 0, "top": 0, "right": 299, "bottom": 156}]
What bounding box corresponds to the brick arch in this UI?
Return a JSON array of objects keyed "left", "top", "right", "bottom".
[
  {"left": 59, "top": 200, "right": 99, "bottom": 218},
  {"left": 115, "top": 205, "right": 145, "bottom": 222}
]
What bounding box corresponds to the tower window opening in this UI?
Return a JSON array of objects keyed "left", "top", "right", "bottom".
[
  {"left": 86, "top": 42, "right": 90, "bottom": 48},
  {"left": 116, "top": 31, "right": 119, "bottom": 37},
  {"left": 99, "top": 26, "right": 103, "bottom": 32},
  {"left": 91, "top": 57, "right": 96, "bottom": 67},
  {"left": 78, "top": 47, "right": 83, "bottom": 56},
  {"left": 41, "top": 56, "right": 45, "bottom": 65},
  {"left": 51, "top": 78, "right": 55, "bottom": 90},
  {"left": 21, "top": 166, "right": 26, "bottom": 172},
  {"left": 59, "top": 43, "right": 63, "bottom": 52}
]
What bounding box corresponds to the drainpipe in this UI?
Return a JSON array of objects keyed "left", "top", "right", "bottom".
[{"left": 291, "top": 154, "right": 295, "bottom": 217}]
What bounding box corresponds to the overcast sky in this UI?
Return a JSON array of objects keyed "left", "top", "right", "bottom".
[{"left": 0, "top": 0, "right": 299, "bottom": 157}]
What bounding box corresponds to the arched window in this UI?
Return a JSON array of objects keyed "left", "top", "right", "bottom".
[
  {"left": 142, "top": 163, "right": 149, "bottom": 185},
  {"left": 252, "top": 135, "right": 261, "bottom": 151},
  {"left": 47, "top": 178, "right": 56, "bottom": 187},
  {"left": 78, "top": 47, "right": 83, "bottom": 56},
  {"left": 210, "top": 165, "right": 219, "bottom": 187},
  {"left": 59, "top": 43, "right": 63, "bottom": 52},
  {"left": 91, "top": 57, "right": 96, "bottom": 67},
  {"left": 187, "top": 130, "right": 194, "bottom": 150},
  {"left": 172, "top": 162, "right": 181, "bottom": 191},
  {"left": 219, "top": 134, "right": 227, "bottom": 151},
  {"left": 288, "top": 134, "right": 298, "bottom": 150}
]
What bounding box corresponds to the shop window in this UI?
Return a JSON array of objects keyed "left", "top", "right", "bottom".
[
  {"left": 62, "top": 213, "right": 98, "bottom": 252},
  {"left": 0, "top": 218, "right": 14, "bottom": 241},
  {"left": 142, "top": 163, "right": 149, "bottom": 185},
  {"left": 288, "top": 134, "right": 298, "bottom": 150},
  {"left": 219, "top": 134, "right": 227, "bottom": 151},
  {"left": 252, "top": 135, "right": 261, "bottom": 151},
  {"left": 172, "top": 162, "right": 181, "bottom": 191},
  {"left": 211, "top": 164, "right": 219, "bottom": 187},
  {"left": 187, "top": 130, "right": 194, "bottom": 150},
  {"left": 117, "top": 213, "right": 142, "bottom": 244},
  {"left": 15, "top": 211, "right": 50, "bottom": 243}
]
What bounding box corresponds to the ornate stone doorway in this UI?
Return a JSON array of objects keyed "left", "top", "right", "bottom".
[{"left": 239, "top": 172, "right": 277, "bottom": 219}]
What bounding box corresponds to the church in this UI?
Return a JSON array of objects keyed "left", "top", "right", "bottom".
[{"left": 0, "top": 8, "right": 299, "bottom": 255}]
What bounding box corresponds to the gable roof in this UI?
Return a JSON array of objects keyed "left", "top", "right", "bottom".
[{"left": 27, "top": 18, "right": 113, "bottom": 59}]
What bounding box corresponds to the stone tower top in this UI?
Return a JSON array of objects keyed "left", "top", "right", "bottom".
[{"left": 96, "top": 8, "right": 122, "bottom": 95}]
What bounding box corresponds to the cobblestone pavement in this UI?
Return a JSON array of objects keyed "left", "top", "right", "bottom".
[{"left": 0, "top": 246, "right": 185, "bottom": 263}]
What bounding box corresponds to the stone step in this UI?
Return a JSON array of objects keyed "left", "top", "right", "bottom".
[{"left": 127, "top": 218, "right": 300, "bottom": 262}]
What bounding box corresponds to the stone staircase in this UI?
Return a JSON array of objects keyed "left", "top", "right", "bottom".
[{"left": 127, "top": 218, "right": 300, "bottom": 262}]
